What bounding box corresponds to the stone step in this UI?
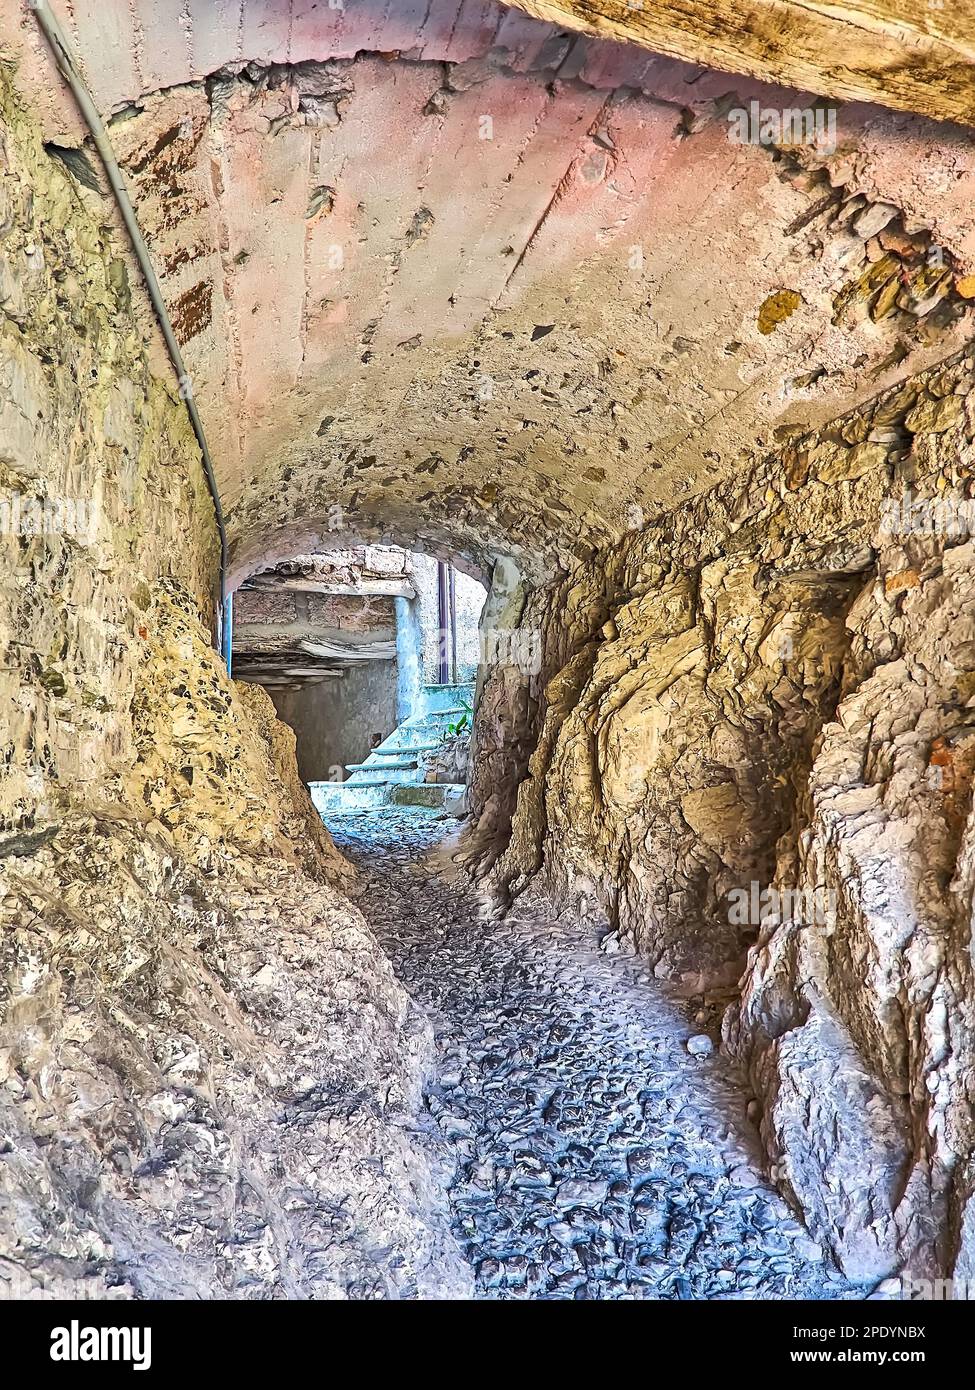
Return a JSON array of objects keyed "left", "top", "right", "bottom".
[
  {"left": 422, "top": 683, "right": 475, "bottom": 715},
  {"left": 391, "top": 782, "right": 467, "bottom": 811},
  {"left": 309, "top": 782, "right": 391, "bottom": 812},
  {"left": 381, "top": 742, "right": 441, "bottom": 755},
  {"left": 344, "top": 757, "right": 418, "bottom": 771},
  {"left": 342, "top": 777, "right": 406, "bottom": 787},
  {"left": 309, "top": 779, "right": 467, "bottom": 818}
]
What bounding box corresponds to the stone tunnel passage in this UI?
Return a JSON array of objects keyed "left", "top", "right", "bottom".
[{"left": 5, "top": 0, "right": 975, "bottom": 1312}]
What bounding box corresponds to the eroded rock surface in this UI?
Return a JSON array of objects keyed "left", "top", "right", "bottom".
[
  {"left": 1, "top": 812, "right": 467, "bottom": 1299},
  {"left": 467, "top": 347, "right": 975, "bottom": 1283},
  {"left": 0, "top": 582, "right": 468, "bottom": 1299}
]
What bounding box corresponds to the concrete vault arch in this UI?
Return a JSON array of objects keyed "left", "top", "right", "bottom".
[{"left": 7, "top": 0, "right": 975, "bottom": 583}]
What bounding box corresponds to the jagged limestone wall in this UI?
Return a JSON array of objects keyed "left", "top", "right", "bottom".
[
  {"left": 0, "top": 68, "right": 467, "bottom": 1299},
  {"left": 470, "top": 348, "right": 975, "bottom": 1282},
  {"left": 727, "top": 369, "right": 975, "bottom": 1285}
]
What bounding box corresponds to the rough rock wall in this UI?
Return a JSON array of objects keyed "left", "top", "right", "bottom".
[
  {"left": 470, "top": 347, "right": 975, "bottom": 1281},
  {"left": 1, "top": 623, "right": 463, "bottom": 1296},
  {"left": 464, "top": 556, "right": 543, "bottom": 876},
  {"left": 420, "top": 729, "right": 471, "bottom": 785},
  {"left": 727, "top": 368, "right": 975, "bottom": 1283},
  {"left": 0, "top": 70, "right": 214, "bottom": 834},
  {"left": 0, "top": 69, "right": 467, "bottom": 1299}
]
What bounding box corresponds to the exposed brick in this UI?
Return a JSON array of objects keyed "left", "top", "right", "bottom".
[
  {"left": 235, "top": 589, "right": 297, "bottom": 625},
  {"left": 306, "top": 594, "right": 395, "bottom": 632}
]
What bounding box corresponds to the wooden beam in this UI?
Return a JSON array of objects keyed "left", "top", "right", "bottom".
[
  {"left": 234, "top": 663, "right": 346, "bottom": 677},
  {"left": 246, "top": 577, "right": 415, "bottom": 598},
  {"left": 242, "top": 671, "right": 345, "bottom": 686},
  {"left": 502, "top": 0, "right": 975, "bottom": 125},
  {"left": 299, "top": 638, "right": 397, "bottom": 662}
]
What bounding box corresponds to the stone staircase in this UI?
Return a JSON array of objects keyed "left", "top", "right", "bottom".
[{"left": 310, "top": 682, "right": 472, "bottom": 817}]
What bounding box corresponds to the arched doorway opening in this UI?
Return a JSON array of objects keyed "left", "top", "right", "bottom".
[{"left": 232, "top": 545, "right": 487, "bottom": 818}]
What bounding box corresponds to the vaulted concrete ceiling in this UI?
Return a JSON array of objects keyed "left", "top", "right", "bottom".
[{"left": 5, "top": 0, "right": 975, "bottom": 580}]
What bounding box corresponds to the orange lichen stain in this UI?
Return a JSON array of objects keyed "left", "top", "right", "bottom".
[
  {"left": 955, "top": 274, "right": 975, "bottom": 299},
  {"left": 930, "top": 738, "right": 953, "bottom": 773},
  {"left": 884, "top": 567, "right": 919, "bottom": 596},
  {"left": 757, "top": 289, "right": 802, "bottom": 335},
  {"left": 929, "top": 736, "right": 975, "bottom": 837}
]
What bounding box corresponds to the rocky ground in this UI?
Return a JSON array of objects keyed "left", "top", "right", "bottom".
[{"left": 330, "top": 807, "right": 868, "bottom": 1301}]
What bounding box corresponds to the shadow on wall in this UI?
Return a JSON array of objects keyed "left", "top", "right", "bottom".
[{"left": 273, "top": 665, "right": 398, "bottom": 783}]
